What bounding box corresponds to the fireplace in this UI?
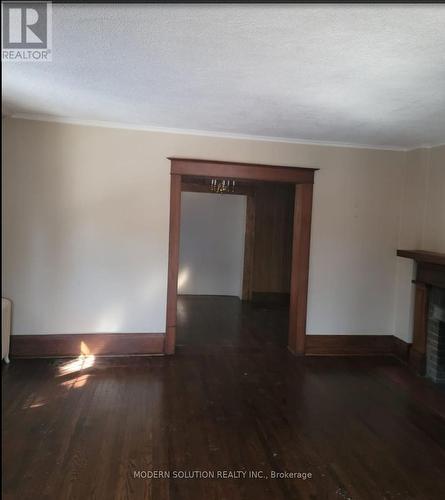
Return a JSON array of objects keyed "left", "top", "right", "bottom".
[
  {"left": 397, "top": 250, "right": 445, "bottom": 380},
  {"left": 426, "top": 287, "right": 445, "bottom": 383}
]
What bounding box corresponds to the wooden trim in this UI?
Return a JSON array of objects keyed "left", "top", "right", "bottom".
[
  {"left": 165, "top": 174, "right": 182, "bottom": 355},
  {"left": 397, "top": 249, "right": 445, "bottom": 374},
  {"left": 181, "top": 180, "right": 253, "bottom": 196},
  {"left": 251, "top": 292, "right": 290, "bottom": 307},
  {"left": 408, "top": 347, "right": 426, "bottom": 374},
  {"left": 397, "top": 249, "right": 445, "bottom": 266},
  {"left": 168, "top": 157, "right": 318, "bottom": 172},
  {"left": 416, "top": 263, "right": 445, "bottom": 289},
  {"left": 392, "top": 336, "right": 410, "bottom": 364},
  {"left": 242, "top": 193, "right": 256, "bottom": 301},
  {"left": 405, "top": 281, "right": 430, "bottom": 374},
  {"left": 166, "top": 158, "right": 316, "bottom": 355},
  {"left": 10, "top": 333, "right": 165, "bottom": 358},
  {"left": 170, "top": 158, "right": 316, "bottom": 184},
  {"left": 306, "top": 335, "right": 409, "bottom": 358},
  {"left": 288, "top": 183, "right": 313, "bottom": 355},
  {"left": 411, "top": 283, "right": 429, "bottom": 359}
]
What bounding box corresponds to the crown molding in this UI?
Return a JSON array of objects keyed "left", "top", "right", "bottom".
[{"left": 6, "top": 113, "right": 416, "bottom": 152}]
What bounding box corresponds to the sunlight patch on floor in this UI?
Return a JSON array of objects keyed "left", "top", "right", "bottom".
[
  {"left": 60, "top": 373, "right": 90, "bottom": 389},
  {"left": 57, "top": 353, "right": 96, "bottom": 376}
]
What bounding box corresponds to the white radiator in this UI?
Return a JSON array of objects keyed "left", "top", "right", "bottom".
[{"left": 2, "top": 298, "right": 11, "bottom": 363}]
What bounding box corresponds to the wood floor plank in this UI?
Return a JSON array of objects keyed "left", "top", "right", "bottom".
[{"left": 3, "top": 296, "right": 445, "bottom": 499}]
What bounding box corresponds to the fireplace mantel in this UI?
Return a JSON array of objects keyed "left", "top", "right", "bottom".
[
  {"left": 397, "top": 249, "right": 445, "bottom": 267},
  {"left": 397, "top": 249, "right": 445, "bottom": 374}
]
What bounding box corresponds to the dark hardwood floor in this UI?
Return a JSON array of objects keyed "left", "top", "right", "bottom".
[{"left": 3, "top": 295, "right": 445, "bottom": 500}]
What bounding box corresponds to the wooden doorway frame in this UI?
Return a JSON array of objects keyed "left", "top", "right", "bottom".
[{"left": 165, "top": 158, "right": 317, "bottom": 355}]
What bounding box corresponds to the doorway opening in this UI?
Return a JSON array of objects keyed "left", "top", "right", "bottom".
[
  {"left": 165, "top": 158, "right": 317, "bottom": 355},
  {"left": 177, "top": 179, "right": 294, "bottom": 351}
]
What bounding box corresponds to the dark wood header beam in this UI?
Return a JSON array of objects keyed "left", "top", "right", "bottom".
[{"left": 169, "top": 158, "right": 317, "bottom": 184}]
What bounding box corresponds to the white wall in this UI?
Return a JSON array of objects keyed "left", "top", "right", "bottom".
[
  {"left": 179, "top": 192, "right": 246, "bottom": 298},
  {"left": 394, "top": 146, "right": 445, "bottom": 342},
  {"left": 423, "top": 146, "right": 445, "bottom": 252},
  {"left": 2, "top": 117, "right": 408, "bottom": 336}
]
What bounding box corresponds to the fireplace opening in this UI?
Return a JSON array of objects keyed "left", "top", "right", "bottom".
[{"left": 426, "top": 286, "right": 445, "bottom": 385}]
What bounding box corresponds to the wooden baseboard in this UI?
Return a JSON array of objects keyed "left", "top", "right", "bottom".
[
  {"left": 408, "top": 347, "right": 426, "bottom": 375},
  {"left": 9, "top": 332, "right": 413, "bottom": 362},
  {"left": 305, "top": 335, "right": 411, "bottom": 361},
  {"left": 392, "top": 336, "right": 410, "bottom": 364},
  {"left": 10, "top": 333, "right": 165, "bottom": 358},
  {"left": 251, "top": 292, "right": 290, "bottom": 307},
  {"left": 305, "top": 335, "right": 394, "bottom": 356}
]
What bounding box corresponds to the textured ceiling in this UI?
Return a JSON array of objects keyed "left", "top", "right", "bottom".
[{"left": 3, "top": 4, "right": 445, "bottom": 149}]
